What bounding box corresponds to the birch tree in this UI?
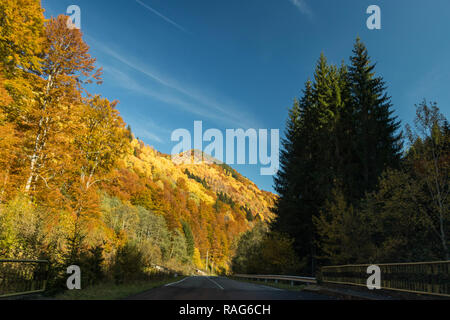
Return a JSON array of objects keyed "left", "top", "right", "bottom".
[
  {"left": 406, "top": 101, "right": 449, "bottom": 259},
  {"left": 24, "top": 15, "right": 101, "bottom": 195}
]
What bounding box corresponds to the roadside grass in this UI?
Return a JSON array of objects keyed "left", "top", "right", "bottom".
[
  {"left": 229, "top": 277, "right": 307, "bottom": 291},
  {"left": 54, "top": 276, "right": 186, "bottom": 300}
]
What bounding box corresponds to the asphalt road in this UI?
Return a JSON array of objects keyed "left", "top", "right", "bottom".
[{"left": 126, "top": 276, "right": 334, "bottom": 300}]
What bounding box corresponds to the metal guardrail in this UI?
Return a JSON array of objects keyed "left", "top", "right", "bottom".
[
  {"left": 321, "top": 260, "right": 450, "bottom": 298},
  {"left": 233, "top": 274, "right": 317, "bottom": 285},
  {"left": 0, "top": 259, "right": 49, "bottom": 298}
]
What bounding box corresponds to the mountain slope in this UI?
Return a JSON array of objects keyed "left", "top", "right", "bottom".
[{"left": 102, "top": 139, "right": 276, "bottom": 272}]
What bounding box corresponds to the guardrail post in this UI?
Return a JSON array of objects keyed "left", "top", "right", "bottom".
[{"left": 43, "top": 262, "right": 49, "bottom": 291}]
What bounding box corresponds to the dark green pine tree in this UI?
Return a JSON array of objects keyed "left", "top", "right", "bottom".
[
  {"left": 181, "top": 220, "right": 195, "bottom": 259},
  {"left": 272, "top": 80, "right": 318, "bottom": 275},
  {"left": 271, "top": 98, "right": 301, "bottom": 233},
  {"left": 273, "top": 40, "right": 403, "bottom": 273},
  {"left": 334, "top": 61, "right": 359, "bottom": 201},
  {"left": 310, "top": 54, "right": 338, "bottom": 203},
  {"left": 272, "top": 54, "right": 342, "bottom": 275},
  {"left": 348, "top": 38, "right": 402, "bottom": 198}
]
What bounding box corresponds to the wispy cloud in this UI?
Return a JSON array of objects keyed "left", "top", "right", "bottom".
[
  {"left": 288, "top": 0, "right": 313, "bottom": 18},
  {"left": 135, "top": 0, "right": 190, "bottom": 34},
  {"left": 89, "top": 36, "right": 259, "bottom": 129},
  {"left": 102, "top": 64, "right": 227, "bottom": 122},
  {"left": 101, "top": 66, "right": 170, "bottom": 143},
  {"left": 134, "top": 128, "right": 164, "bottom": 143}
]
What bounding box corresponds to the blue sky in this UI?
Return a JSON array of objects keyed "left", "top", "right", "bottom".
[{"left": 42, "top": 0, "right": 450, "bottom": 193}]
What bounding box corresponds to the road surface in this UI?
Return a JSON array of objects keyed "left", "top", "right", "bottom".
[{"left": 126, "top": 276, "right": 333, "bottom": 300}]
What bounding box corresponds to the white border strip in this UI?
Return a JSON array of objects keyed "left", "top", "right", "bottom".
[
  {"left": 165, "top": 276, "right": 191, "bottom": 287},
  {"left": 206, "top": 277, "right": 224, "bottom": 290},
  {"left": 259, "top": 285, "right": 284, "bottom": 291}
]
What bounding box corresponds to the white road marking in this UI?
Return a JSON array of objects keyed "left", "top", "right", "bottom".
[
  {"left": 165, "top": 276, "right": 191, "bottom": 287},
  {"left": 259, "top": 285, "right": 284, "bottom": 291},
  {"left": 206, "top": 276, "right": 224, "bottom": 290},
  {"left": 227, "top": 277, "right": 285, "bottom": 291}
]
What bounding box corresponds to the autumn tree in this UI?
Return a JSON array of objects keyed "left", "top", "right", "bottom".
[
  {"left": 232, "top": 222, "right": 299, "bottom": 274},
  {"left": 0, "top": 0, "right": 45, "bottom": 202},
  {"left": 313, "top": 189, "right": 376, "bottom": 265},
  {"left": 70, "top": 95, "right": 128, "bottom": 204},
  {"left": 405, "top": 101, "right": 449, "bottom": 259},
  {"left": 315, "top": 102, "right": 449, "bottom": 264},
  {"left": 23, "top": 15, "right": 101, "bottom": 196},
  {"left": 0, "top": 0, "right": 44, "bottom": 73}
]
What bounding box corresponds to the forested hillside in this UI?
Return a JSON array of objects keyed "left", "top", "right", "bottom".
[{"left": 0, "top": 0, "right": 275, "bottom": 286}]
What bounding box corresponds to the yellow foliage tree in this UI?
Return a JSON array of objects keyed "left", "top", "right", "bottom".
[{"left": 0, "top": 0, "right": 44, "bottom": 73}]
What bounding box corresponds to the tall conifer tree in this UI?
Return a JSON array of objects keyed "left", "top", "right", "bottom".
[
  {"left": 273, "top": 39, "right": 403, "bottom": 273},
  {"left": 348, "top": 38, "right": 402, "bottom": 198}
]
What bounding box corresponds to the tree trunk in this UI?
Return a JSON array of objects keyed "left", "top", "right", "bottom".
[
  {"left": 431, "top": 138, "right": 449, "bottom": 260},
  {"left": 0, "top": 167, "right": 10, "bottom": 204},
  {"left": 24, "top": 73, "right": 54, "bottom": 194}
]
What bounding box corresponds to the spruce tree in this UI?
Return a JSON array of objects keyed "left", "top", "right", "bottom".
[
  {"left": 348, "top": 38, "right": 402, "bottom": 198},
  {"left": 272, "top": 77, "right": 324, "bottom": 275},
  {"left": 273, "top": 39, "right": 403, "bottom": 272},
  {"left": 181, "top": 220, "right": 195, "bottom": 259}
]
